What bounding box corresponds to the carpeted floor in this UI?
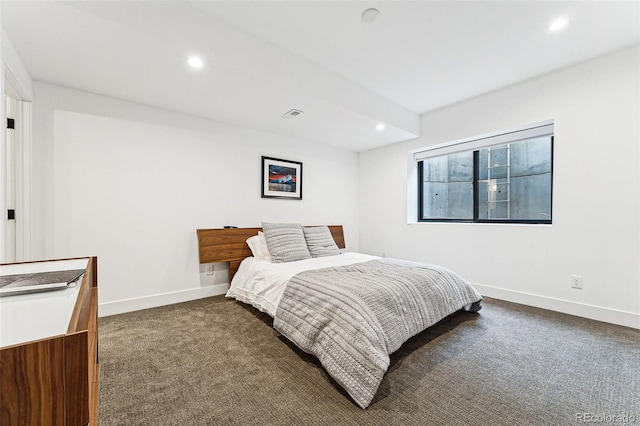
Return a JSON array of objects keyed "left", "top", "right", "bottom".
[{"left": 98, "top": 296, "right": 639, "bottom": 425}]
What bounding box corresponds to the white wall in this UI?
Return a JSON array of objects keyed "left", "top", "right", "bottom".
[
  {"left": 359, "top": 45, "right": 640, "bottom": 328},
  {"left": 32, "top": 82, "right": 360, "bottom": 316}
]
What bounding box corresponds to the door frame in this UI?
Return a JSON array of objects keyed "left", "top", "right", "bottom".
[{"left": 3, "top": 68, "right": 32, "bottom": 262}]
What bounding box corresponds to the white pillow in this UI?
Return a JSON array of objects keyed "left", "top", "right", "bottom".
[
  {"left": 246, "top": 235, "right": 264, "bottom": 259},
  {"left": 258, "top": 231, "right": 272, "bottom": 262}
]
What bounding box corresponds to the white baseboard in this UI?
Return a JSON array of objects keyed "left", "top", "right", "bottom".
[
  {"left": 98, "top": 281, "right": 639, "bottom": 329},
  {"left": 98, "top": 284, "right": 229, "bottom": 317},
  {"left": 473, "top": 283, "right": 640, "bottom": 329}
]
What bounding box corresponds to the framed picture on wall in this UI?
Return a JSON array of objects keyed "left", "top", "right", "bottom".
[{"left": 261, "top": 156, "right": 303, "bottom": 200}]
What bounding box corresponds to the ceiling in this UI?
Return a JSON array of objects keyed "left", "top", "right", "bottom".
[{"left": 2, "top": 1, "right": 638, "bottom": 152}]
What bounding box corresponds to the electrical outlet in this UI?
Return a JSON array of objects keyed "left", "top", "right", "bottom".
[
  {"left": 206, "top": 265, "right": 214, "bottom": 276},
  {"left": 571, "top": 275, "right": 583, "bottom": 289}
]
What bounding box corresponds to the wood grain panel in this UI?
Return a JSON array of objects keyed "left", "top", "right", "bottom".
[
  {"left": 0, "top": 337, "right": 66, "bottom": 426},
  {"left": 65, "top": 332, "right": 89, "bottom": 426},
  {"left": 197, "top": 228, "right": 260, "bottom": 264},
  {"left": 329, "top": 226, "right": 345, "bottom": 249},
  {"left": 64, "top": 257, "right": 96, "bottom": 425},
  {"left": 197, "top": 226, "right": 345, "bottom": 281},
  {"left": 88, "top": 288, "right": 99, "bottom": 426},
  {"left": 67, "top": 257, "right": 96, "bottom": 334}
]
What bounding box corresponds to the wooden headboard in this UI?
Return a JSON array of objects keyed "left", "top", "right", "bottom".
[{"left": 197, "top": 226, "right": 345, "bottom": 280}]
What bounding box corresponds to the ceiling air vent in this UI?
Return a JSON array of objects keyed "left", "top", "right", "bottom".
[{"left": 281, "top": 109, "right": 304, "bottom": 119}]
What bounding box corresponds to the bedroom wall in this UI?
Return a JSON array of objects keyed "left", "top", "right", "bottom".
[
  {"left": 31, "top": 82, "right": 360, "bottom": 316},
  {"left": 358, "top": 45, "right": 640, "bottom": 328}
]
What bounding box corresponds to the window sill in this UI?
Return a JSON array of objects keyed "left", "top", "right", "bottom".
[{"left": 407, "top": 221, "right": 552, "bottom": 228}]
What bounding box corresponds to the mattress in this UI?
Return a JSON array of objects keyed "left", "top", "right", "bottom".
[{"left": 226, "top": 252, "right": 378, "bottom": 317}]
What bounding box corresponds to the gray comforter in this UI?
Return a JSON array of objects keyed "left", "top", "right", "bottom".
[{"left": 273, "top": 258, "right": 482, "bottom": 409}]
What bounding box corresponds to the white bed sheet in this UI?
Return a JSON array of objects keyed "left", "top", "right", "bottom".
[{"left": 226, "top": 252, "right": 379, "bottom": 317}]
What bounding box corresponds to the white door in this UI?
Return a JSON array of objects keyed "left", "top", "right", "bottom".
[
  {"left": 3, "top": 70, "right": 32, "bottom": 263},
  {"left": 4, "top": 94, "right": 17, "bottom": 262}
]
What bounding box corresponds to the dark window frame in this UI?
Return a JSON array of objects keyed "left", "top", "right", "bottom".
[{"left": 418, "top": 137, "right": 553, "bottom": 225}]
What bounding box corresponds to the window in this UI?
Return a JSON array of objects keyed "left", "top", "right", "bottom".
[{"left": 416, "top": 122, "right": 553, "bottom": 224}]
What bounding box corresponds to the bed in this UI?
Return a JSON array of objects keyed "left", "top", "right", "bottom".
[{"left": 197, "top": 224, "right": 482, "bottom": 408}]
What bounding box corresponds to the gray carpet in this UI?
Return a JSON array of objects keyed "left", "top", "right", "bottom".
[{"left": 98, "top": 296, "right": 639, "bottom": 425}]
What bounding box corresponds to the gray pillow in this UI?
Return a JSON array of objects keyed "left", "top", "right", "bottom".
[
  {"left": 303, "top": 226, "right": 340, "bottom": 258},
  {"left": 261, "top": 222, "right": 312, "bottom": 263}
]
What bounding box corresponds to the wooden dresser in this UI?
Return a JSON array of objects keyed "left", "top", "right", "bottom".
[{"left": 0, "top": 257, "right": 99, "bottom": 425}]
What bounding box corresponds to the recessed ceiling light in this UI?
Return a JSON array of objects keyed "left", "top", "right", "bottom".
[
  {"left": 361, "top": 8, "right": 380, "bottom": 23},
  {"left": 549, "top": 18, "right": 568, "bottom": 32},
  {"left": 188, "top": 56, "right": 204, "bottom": 69},
  {"left": 376, "top": 123, "right": 385, "bottom": 131}
]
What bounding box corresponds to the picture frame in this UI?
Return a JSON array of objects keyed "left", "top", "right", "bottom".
[{"left": 261, "top": 156, "right": 303, "bottom": 200}]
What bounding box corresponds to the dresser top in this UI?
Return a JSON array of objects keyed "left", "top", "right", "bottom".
[{"left": 0, "top": 258, "right": 89, "bottom": 347}]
